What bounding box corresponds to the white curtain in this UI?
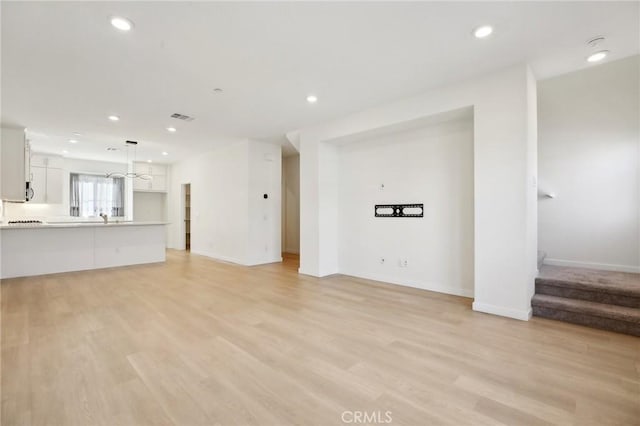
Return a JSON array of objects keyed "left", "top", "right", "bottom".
[
  {"left": 70, "top": 173, "right": 80, "bottom": 216},
  {"left": 111, "top": 177, "right": 125, "bottom": 217},
  {"left": 70, "top": 173, "right": 125, "bottom": 217}
]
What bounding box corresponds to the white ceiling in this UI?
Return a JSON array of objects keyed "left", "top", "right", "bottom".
[{"left": 2, "top": 1, "right": 638, "bottom": 163}]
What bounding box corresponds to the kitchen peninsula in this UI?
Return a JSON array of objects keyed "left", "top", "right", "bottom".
[{"left": 0, "top": 221, "right": 167, "bottom": 278}]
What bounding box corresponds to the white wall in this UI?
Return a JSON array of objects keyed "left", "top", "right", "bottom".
[
  {"left": 133, "top": 192, "right": 167, "bottom": 222},
  {"left": 538, "top": 55, "right": 640, "bottom": 272},
  {"left": 168, "top": 141, "right": 249, "bottom": 263},
  {"left": 338, "top": 119, "right": 474, "bottom": 297},
  {"left": 295, "top": 63, "right": 538, "bottom": 321},
  {"left": 526, "top": 66, "right": 539, "bottom": 304},
  {"left": 247, "top": 140, "right": 282, "bottom": 265},
  {"left": 282, "top": 155, "right": 300, "bottom": 254},
  {"left": 167, "top": 139, "right": 281, "bottom": 265},
  {"left": 3, "top": 155, "right": 129, "bottom": 220}
]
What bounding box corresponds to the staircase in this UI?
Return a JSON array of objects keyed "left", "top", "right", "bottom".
[{"left": 532, "top": 265, "right": 640, "bottom": 336}]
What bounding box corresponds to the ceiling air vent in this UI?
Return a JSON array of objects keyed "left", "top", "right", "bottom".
[{"left": 171, "top": 113, "right": 195, "bottom": 122}]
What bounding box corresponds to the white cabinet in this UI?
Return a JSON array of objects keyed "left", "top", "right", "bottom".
[
  {"left": 151, "top": 164, "right": 166, "bottom": 176},
  {"left": 151, "top": 175, "right": 166, "bottom": 191},
  {"left": 46, "top": 167, "right": 64, "bottom": 204},
  {"left": 31, "top": 154, "right": 64, "bottom": 169},
  {"left": 30, "top": 165, "right": 63, "bottom": 204},
  {"left": 29, "top": 154, "right": 64, "bottom": 204},
  {"left": 133, "top": 162, "right": 167, "bottom": 192},
  {"left": 30, "top": 166, "right": 47, "bottom": 203},
  {"left": 133, "top": 176, "right": 150, "bottom": 191},
  {"left": 1, "top": 127, "right": 28, "bottom": 201}
]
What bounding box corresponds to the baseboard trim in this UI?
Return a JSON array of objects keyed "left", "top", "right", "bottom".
[
  {"left": 472, "top": 301, "right": 532, "bottom": 321},
  {"left": 340, "top": 270, "right": 474, "bottom": 298},
  {"left": 190, "top": 250, "right": 247, "bottom": 266},
  {"left": 191, "top": 250, "right": 284, "bottom": 267},
  {"left": 246, "top": 258, "right": 283, "bottom": 266},
  {"left": 298, "top": 268, "right": 338, "bottom": 278},
  {"left": 544, "top": 258, "right": 640, "bottom": 273}
]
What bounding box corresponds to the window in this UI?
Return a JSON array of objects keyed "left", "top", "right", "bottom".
[{"left": 70, "top": 173, "right": 125, "bottom": 217}]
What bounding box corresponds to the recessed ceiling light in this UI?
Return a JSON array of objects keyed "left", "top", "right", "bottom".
[
  {"left": 162, "top": 151, "right": 169, "bottom": 156},
  {"left": 307, "top": 95, "right": 318, "bottom": 103},
  {"left": 147, "top": 159, "right": 153, "bottom": 163},
  {"left": 73, "top": 132, "right": 82, "bottom": 137},
  {"left": 62, "top": 150, "right": 68, "bottom": 154},
  {"left": 110, "top": 16, "right": 133, "bottom": 32},
  {"left": 213, "top": 88, "right": 223, "bottom": 93},
  {"left": 473, "top": 25, "right": 493, "bottom": 39},
  {"left": 69, "top": 139, "right": 78, "bottom": 144},
  {"left": 587, "top": 50, "right": 609, "bottom": 63},
  {"left": 166, "top": 127, "right": 177, "bottom": 132},
  {"left": 108, "top": 115, "right": 120, "bottom": 121}
]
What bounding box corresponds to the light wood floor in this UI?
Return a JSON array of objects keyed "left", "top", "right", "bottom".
[{"left": 2, "top": 251, "right": 639, "bottom": 426}]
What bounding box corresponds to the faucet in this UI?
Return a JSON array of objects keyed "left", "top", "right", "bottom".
[{"left": 99, "top": 213, "right": 108, "bottom": 224}]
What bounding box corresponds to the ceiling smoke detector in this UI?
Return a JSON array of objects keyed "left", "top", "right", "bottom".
[
  {"left": 586, "top": 36, "right": 609, "bottom": 63},
  {"left": 170, "top": 113, "right": 195, "bottom": 121},
  {"left": 587, "top": 36, "right": 606, "bottom": 48}
]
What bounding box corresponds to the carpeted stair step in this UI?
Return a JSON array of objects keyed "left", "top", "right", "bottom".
[
  {"left": 532, "top": 294, "right": 640, "bottom": 336},
  {"left": 536, "top": 266, "right": 640, "bottom": 308}
]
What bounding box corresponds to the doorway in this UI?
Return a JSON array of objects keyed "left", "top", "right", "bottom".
[
  {"left": 281, "top": 155, "right": 300, "bottom": 257},
  {"left": 183, "top": 183, "right": 191, "bottom": 251}
]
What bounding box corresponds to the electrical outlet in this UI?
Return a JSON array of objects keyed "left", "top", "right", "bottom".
[
  {"left": 380, "top": 257, "right": 385, "bottom": 264},
  {"left": 399, "top": 258, "right": 408, "bottom": 267}
]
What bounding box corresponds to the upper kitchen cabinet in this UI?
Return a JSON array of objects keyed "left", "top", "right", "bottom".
[
  {"left": 31, "top": 153, "right": 64, "bottom": 169},
  {"left": 133, "top": 162, "right": 167, "bottom": 192},
  {"left": 30, "top": 154, "right": 64, "bottom": 204},
  {"left": 1, "top": 127, "right": 30, "bottom": 202}
]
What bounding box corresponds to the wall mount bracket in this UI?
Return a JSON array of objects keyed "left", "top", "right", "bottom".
[{"left": 375, "top": 204, "right": 424, "bottom": 218}]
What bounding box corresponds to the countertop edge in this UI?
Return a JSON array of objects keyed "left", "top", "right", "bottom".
[{"left": 0, "top": 222, "right": 169, "bottom": 230}]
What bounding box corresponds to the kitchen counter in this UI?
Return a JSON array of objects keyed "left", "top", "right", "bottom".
[
  {"left": 0, "top": 221, "right": 167, "bottom": 229},
  {"left": 1, "top": 222, "right": 168, "bottom": 278}
]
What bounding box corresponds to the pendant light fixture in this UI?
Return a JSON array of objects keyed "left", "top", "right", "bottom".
[{"left": 106, "top": 140, "right": 152, "bottom": 180}]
